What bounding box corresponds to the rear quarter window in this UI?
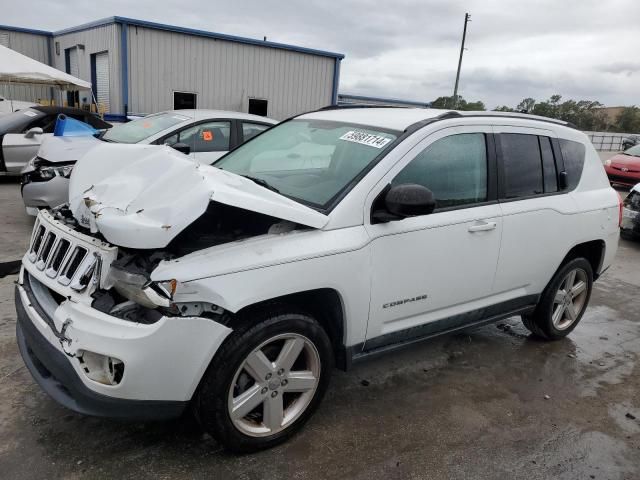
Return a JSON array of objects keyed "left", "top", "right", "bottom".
[{"left": 559, "top": 139, "right": 586, "bottom": 190}]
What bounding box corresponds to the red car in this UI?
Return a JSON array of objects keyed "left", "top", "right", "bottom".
[{"left": 604, "top": 145, "right": 640, "bottom": 187}]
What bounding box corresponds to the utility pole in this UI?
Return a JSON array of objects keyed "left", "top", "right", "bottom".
[{"left": 452, "top": 12, "right": 471, "bottom": 109}]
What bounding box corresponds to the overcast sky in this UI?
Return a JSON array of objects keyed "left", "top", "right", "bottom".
[{"left": 4, "top": 0, "right": 639, "bottom": 108}]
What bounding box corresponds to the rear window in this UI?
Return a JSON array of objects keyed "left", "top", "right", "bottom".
[{"left": 559, "top": 139, "right": 586, "bottom": 190}]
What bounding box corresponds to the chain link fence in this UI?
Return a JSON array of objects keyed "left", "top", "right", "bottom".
[{"left": 584, "top": 131, "right": 637, "bottom": 152}]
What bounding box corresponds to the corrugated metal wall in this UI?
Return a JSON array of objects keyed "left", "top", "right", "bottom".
[
  {"left": 126, "top": 26, "right": 336, "bottom": 119},
  {"left": 52, "top": 24, "right": 122, "bottom": 113},
  {"left": 0, "top": 29, "right": 50, "bottom": 103}
]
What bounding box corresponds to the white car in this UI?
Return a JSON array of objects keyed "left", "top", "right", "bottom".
[
  {"left": 20, "top": 109, "right": 277, "bottom": 213},
  {"left": 15, "top": 107, "right": 620, "bottom": 452}
]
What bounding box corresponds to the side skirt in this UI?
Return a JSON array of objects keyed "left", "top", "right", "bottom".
[{"left": 344, "top": 295, "right": 539, "bottom": 369}]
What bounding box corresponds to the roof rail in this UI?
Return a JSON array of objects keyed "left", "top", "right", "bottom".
[
  {"left": 404, "top": 111, "right": 462, "bottom": 133},
  {"left": 319, "top": 104, "right": 412, "bottom": 111}
]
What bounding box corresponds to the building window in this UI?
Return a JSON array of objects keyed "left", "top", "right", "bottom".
[
  {"left": 248, "top": 98, "right": 268, "bottom": 117},
  {"left": 174, "top": 91, "right": 197, "bottom": 110}
]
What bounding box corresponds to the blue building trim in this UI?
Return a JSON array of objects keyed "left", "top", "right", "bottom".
[
  {"left": 338, "top": 93, "right": 431, "bottom": 108},
  {"left": 48, "top": 16, "right": 344, "bottom": 60},
  {"left": 52, "top": 17, "right": 118, "bottom": 36},
  {"left": 120, "top": 22, "right": 129, "bottom": 116},
  {"left": 331, "top": 58, "right": 342, "bottom": 105},
  {"left": 0, "top": 24, "right": 52, "bottom": 36}
]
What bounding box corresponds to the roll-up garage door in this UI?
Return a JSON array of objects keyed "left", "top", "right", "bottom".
[
  {"left": 95, "top": 52, "right": 110, "bottom": 113},
  {"left": 68, "top": 48, "right": 79, "bottom": 78}
]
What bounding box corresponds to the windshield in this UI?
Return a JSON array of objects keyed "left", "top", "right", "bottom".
[
  {"left": 101, "top": 112, "right": 191, "bottom": 143},
  {"left": 214, "top": 119, "right": 399, "bottom": 208},
  {"left": 624, "top": 144, "right": 640, "bottom": 157}
]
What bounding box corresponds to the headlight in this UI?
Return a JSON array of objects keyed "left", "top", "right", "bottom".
[
  {"left": 604, "top": 159, "right": 612, "bottom": 167},
  {"left": 39, "top": 164, "right": 74, "bottom": 179}
]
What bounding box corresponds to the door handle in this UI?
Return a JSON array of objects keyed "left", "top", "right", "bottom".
[{"left": 468, "top": 220, "right": 497, "bottom": 232}]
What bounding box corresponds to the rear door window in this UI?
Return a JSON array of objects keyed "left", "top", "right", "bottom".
[
  {"left": 242, "top": 122, "right": 270, "bottom": 142},
  {"left": 500, "top": 133, "right": 544, "bottom": 198}
]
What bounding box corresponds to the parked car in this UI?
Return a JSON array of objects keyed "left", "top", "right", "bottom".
[
  {"left": 15, "top": 107, "right": 620, "bottom": 452},
  {"left": 621, "top": 183, "right": 640, "bottom": 239},
  {"left": 604, "top": 144, "right": 640, "bottom": 187},
  {"left": 0, "top": 106, "right": 111, "bottom": 175},
  {"left": 0, "top": 95, "right": 36, "bottom": 115},
  {"left": 20, "top": 109, "right": 277, "bottom": 214},
  {"left": 621, "top": 135, "right": 639, "bottom": 151}
]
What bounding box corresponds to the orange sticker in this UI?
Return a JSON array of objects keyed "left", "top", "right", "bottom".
[
  {"left": 142, "top": 121, "right": 152, "bottom": 129},
  {"left": 202, "top": 130, "right": 213, "bottom": 141}
]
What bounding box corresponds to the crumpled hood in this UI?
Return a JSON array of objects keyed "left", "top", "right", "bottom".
[
  {"left": 38, "top": 135, "right": 101, "bottom": 163},
  {"left": 68, "top": 143, "right": 329, "bottom": 249}
]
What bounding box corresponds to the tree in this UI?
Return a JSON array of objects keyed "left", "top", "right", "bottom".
[
  {"left": 431, "top": 95, "right": 486, "bottom": 111},
  {"left": 493, "top": 105, "right": 514, "bottom": 112},
  {"left": 516, "top": 97, "right": 536, "bottom": 113},
  {"left": 615, "top": 107, "right": 640, "bottom": 133}
]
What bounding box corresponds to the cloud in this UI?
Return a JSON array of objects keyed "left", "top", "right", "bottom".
[{"left": 4, "top": 0, "right": 640, "bottom": 108}]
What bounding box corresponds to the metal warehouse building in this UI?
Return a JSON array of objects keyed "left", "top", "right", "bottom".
[{"left": 0, "top": 17, "right": 344, "bottom": 120}]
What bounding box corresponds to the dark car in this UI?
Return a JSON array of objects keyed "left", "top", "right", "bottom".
[
  {"left": 0, "top": 106, "right": 111, "bottom": 175},
  {"left": 621, "top": 184, "right": 640, "bottom": 240}
]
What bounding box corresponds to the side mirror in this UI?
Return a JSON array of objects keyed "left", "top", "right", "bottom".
[
  {"left": 372, "top": 183, "right": 436, "bottom": 223},
  {"left": 171, "top": 142, "right": 191, "bottom": 155},
  {"left": 25, "top": 127, "right": 43, "bottom": 138}
]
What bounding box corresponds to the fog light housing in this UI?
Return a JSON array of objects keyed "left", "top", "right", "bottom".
[{"left": 78, "top": 350, "right": 124, "bottom": 385}]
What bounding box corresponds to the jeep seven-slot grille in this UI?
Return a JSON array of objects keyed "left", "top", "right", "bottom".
[{"left": 26, "top": 219, "right": 98, "bottom": 292}]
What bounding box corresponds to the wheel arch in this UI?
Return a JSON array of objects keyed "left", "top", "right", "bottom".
[
  {"left": 561, "top": 239, "right": 606, "bottom": 279},
  {"left": 230, "top": 288, "right": 349, "bottom": 371}
]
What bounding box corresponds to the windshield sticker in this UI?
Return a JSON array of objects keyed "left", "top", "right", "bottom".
[
  {"left": 202, "top": 130, "right": 213, "bottom": 141},
  {"left": 23, "top": 111, "right": 37, "bottom": 117},
  {"left": 339, "top": 130, "right": 392, "bottom": 149}
]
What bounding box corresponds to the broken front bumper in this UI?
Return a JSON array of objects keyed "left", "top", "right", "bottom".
[
  {"left": 15, "top": 268, "right": 232, "bottom": 419},
  {"left": 21, "top": 174, "right": 69, "bottom": 210}
]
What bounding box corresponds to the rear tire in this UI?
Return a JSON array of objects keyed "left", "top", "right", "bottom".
[
  {"left": 195, "top": 307, "right": 333, "bottom": 453},
  {"left": 522, "top": 258, "right": 593, "bottom": 340}
]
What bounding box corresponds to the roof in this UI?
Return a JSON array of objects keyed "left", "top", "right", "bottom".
[
  {"left": 300, "top": 107, "right": 572, "bottom": 132},
  {"left": 300, "top": 108, "right": 451, "bottom": 131},
  {"left": 152, "top": 109, "right": 278, "bottom": 123},
  {"left": 338, "top": 93, "right": 431, "bottom": 108},
  {"left": 0, "top": 17, "right": 345, "bottom": 60}
]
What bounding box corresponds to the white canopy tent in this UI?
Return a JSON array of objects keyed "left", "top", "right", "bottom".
[{"left": 0, "top": 44, "right": 91, "bottom": 89}]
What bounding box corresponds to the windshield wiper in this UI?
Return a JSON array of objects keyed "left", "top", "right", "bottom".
[{"left": 240, "top": 175, "right": 280, "bottom": 193}]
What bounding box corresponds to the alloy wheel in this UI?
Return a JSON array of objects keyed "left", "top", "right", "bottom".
[
  {"left": 227, "top": 333, "right": 321, "bottom": 437},
  {"left": 552, "top": 268, "right": 589, "bottom": 330}
]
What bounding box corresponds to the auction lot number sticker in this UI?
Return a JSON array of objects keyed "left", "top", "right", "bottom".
[{"left": 340, "top": 130, "right": 392, "bottom": 148}]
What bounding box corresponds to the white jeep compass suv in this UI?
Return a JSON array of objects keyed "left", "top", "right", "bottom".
[{"left": 15, "top": 107, "right": 620, "bottom": 452}]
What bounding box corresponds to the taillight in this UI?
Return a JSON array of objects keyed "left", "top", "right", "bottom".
[{"left": 618, "top": 191, "right": 623, "bottom": 228}]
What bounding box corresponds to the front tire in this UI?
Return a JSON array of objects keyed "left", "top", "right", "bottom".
[
  {"left": 195, "top": 308, "right": 333, "bottom": 452},
  {"left": 522, "top": 258, "right": 594, "bottom": 340}
]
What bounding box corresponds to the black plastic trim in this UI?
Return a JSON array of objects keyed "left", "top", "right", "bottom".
[
  {"left": 346, "top": 294, "right": 539, "bottom": 367},
  {"left": 15, "top": 285, "right": 188, "bottom": 420}
]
